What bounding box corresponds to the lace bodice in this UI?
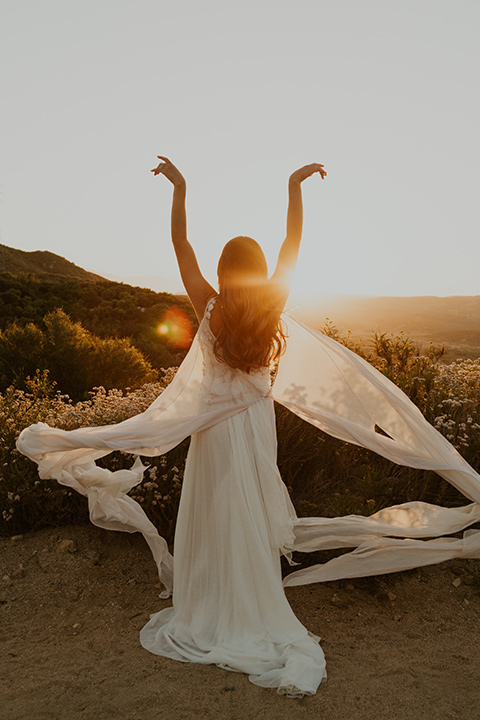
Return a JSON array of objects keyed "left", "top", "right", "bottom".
[{"left": 197, "top": 297, "right": 270, "bottom": 405}]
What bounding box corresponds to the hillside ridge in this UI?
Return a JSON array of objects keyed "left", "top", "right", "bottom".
[{"left": 0, "top": 243, "right": 105, "bottom": 282}]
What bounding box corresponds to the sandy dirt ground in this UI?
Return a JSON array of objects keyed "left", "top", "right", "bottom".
[{"left": 2, "top": 524, "right": 480, "bottom": 720}]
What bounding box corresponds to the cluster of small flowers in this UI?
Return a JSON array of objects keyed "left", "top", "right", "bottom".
[
  {"left": 0, "top": 372, "right": 181, "bottom": 532},
  {"left": 52, "top": 382, "right": 168, "bottom": 430},
  {"left": 160, "top": 367, "right": 178, "bottom": 387},
  {"left": 129, "top": 455, "right": 185, "bottom": 540},
  {"left": 432, "top": 359, "right": 480, "bottom": 454},
  {"left": 1, "top": 369, "right": 180, "bottom": 440}
]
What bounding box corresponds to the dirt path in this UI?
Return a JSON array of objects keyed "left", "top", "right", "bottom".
[{"left": 2, "top": 525, "right": 480, "bottom": 720}]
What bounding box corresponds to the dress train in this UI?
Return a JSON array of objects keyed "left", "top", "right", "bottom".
[{"left": 140, "top": 399, "right": 326, "bottom": 696}]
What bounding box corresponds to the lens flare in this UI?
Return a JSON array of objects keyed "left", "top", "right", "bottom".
[{"left": 156, "top": 307, "right": 193, "bottom": 348}]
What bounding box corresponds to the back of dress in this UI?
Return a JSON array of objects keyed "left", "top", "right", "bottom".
[
  {"left": 198, "top": 296, "right": 271, "bottom": 409},
  {"left": 140, "top": 296, "right": 327, "bottom": 698}
]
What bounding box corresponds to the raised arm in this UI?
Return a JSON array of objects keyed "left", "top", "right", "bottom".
[
  {"left": 270, "top": 163, "right": 326, "bottom": 308},
  {"left": 152, "top": 157, "right": 216, "bottom": 320}
]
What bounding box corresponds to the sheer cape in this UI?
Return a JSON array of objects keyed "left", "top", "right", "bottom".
[{"left": 16, "top": 311, "right": 480, "bottom": 597}]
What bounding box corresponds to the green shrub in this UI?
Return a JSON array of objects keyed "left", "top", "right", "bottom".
[{"left": 0, "top": 309, "right": 157, "bottom": 399}]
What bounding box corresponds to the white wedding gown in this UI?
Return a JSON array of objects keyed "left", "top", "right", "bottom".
[
  {"left": 140, "top": 299, "right": 326, "bottom": 696},
  {"left": 17, "top": 297, "right": 480, "bottom": 698}
]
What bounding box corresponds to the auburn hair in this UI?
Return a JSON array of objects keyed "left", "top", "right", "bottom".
[{"left": 214, "top": 237, "right": 286, "bottom": 373}]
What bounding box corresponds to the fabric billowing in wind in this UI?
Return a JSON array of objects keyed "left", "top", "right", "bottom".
[
  {"left": 16, "top": 311, "right": 480, "bottom": 597},
  {"left": 273, "top": 317, "right": 480, "bottom": 587}
]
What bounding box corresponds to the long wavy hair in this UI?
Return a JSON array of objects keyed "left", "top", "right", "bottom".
[{"left": 214, "top": 236, "right": 286, "bottom": 373}]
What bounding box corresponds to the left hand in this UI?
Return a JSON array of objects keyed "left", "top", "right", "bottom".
[{"left": 151, "top": 156, "right": 186, "bottom": 187}]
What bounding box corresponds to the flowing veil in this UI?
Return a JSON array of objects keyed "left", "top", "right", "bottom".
[
  {"left": 16, "top": 311, "right": 480, "bottom": 597},
  {"left": 274, "top": 316, "right": 480, "bottom": 586}
]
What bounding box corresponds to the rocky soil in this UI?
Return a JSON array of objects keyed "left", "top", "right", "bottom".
[{"left": 2, "top": 524, "right": 480, "bottom": 720}]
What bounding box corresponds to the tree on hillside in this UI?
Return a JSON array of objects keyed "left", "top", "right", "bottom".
[
  {"left": 0, "top": 322, "right": 45, "bottom": 386},
  {"left": 0, "top": 309, "right": 157, "bottom": 399}
]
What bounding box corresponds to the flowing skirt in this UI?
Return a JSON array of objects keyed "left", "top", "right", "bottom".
[{"left": 140, "top": 398, "right": 326, "bottom": 697}]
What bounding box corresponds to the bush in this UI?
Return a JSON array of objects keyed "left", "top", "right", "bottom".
[{"left": 0, "top": 309, "right": 157, "bottom": 399}]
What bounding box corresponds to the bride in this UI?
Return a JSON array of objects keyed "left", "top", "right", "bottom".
[
  {"left": 17, "top": 156, "right": 480, "bottom": 699},
  {"left": 139, "top": 156, "right": 328, "bottom": 697}
]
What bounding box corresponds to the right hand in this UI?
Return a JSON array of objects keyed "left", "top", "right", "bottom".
[
  {"left": 289, "top": 163, "right": 327, "bottom": 184},
  {"left": 151, "top": 156, "right": 186, "bottom": 187}
]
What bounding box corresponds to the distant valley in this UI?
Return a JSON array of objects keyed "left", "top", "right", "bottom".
[{"left": 296, "top": 295, "right": 480, "bottom": 361}]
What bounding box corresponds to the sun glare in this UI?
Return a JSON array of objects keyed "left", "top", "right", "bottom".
[
  {"left": 156, "top": 307, "right": 193, "bottom": 348},
  {"left": 290, "top": 266, "right": 322, "bottom": 301}
]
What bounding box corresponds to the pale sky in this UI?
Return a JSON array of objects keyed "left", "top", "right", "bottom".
[{"left": 1, "top": 0, "right": 479, "bottom": 297}]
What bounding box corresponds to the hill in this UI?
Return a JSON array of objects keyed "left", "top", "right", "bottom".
[
  {"left": 0, "top": 244, "right": 104, "bottom": 282},
  {"left": 0, "top": 244, "right": 197, "bottom": 377}
]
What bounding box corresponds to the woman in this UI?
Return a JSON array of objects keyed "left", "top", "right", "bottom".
[
  {"left": 17, "top": 157, "right": 480, "bottom": 700},
  {"left": 139, "top": 157, "right": 328, "bottom": 697}
]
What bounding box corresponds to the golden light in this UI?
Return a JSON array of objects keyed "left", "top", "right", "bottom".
[{"left": 156, "top": 307, "right": 193, "bottom": 348}]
